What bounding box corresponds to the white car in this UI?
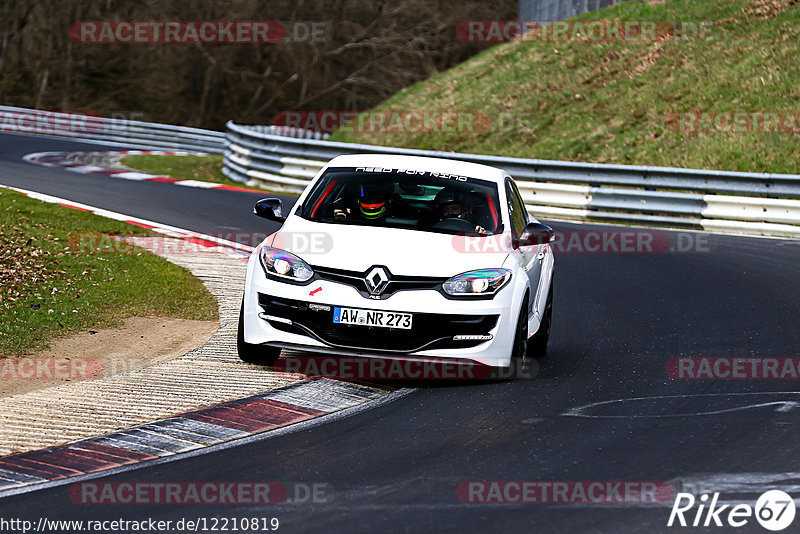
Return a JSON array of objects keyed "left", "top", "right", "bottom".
[{"left": 238, "top": 154, "right": 554, "bottom": 373}]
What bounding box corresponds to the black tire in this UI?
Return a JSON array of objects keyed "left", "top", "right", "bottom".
[
  {"left": 511, "top": 297, "right": 529, "bottom": 364},
  {"left": 491, "top": 296, "right": 529, "bottom": 379},
  {"left": 528, "top": 281, "right": 553, "bottom": 359},
  {"left": 237, "top": 299, "right": 281, "bottom": 365}
]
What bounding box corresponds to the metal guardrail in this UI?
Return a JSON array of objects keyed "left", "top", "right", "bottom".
[
  {"left": 518, "top": 0, "right": 623, "bottom": 25},
  {"left": 223, "top": 121, "right": 800, "bottom": 238},
  {"left": 0, "top": 105, "right": 227, "bottom": 153},
  {"left": 4, "top": 105, "right": 798, "bottom": 238}
]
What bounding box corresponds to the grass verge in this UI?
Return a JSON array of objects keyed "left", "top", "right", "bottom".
[
  {"left": 329, "top": 0, "right": 800, "bottom": 174},
  {"left": 121, "top": 154, "right": 257, "bottom": 188},
  {"left": 0, "top": 188, "right": 218, "bottom": 357}
]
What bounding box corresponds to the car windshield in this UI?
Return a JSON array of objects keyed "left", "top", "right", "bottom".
[{"left": 299, "top": 167, "right": 503, "bottom": 236}]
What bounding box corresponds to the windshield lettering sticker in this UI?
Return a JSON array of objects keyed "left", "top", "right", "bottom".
[{"left": 353, "top": 167, "right": 470, "bottom": 182}]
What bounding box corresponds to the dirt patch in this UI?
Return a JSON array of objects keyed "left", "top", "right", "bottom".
[
  {"left": 0, "top": 316, "right": 218, "bottom": 398},
  {"left": 0, "top": 225, "right": 68, "bottom": 308},
  {"left": 628, "top": 33, "right": 672, "bottom": 78},
  {"left": 745, "top": 0, "right": 798, "bottom": 19}
]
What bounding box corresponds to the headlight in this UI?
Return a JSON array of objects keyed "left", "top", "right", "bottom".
[
  {"left": 259, "top": 246, "right": 313, "bottom": 282},
  {"left": 442, "top": 268, "right": 511, "bottom": 296}
]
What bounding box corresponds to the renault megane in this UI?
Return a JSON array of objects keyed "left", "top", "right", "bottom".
[{"left": 238, "top": 154, "right": 554, "bottom": 374}]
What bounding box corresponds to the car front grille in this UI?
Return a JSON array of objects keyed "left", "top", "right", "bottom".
[
  {"left": 258, "top": 294, "right": 499, "bottom": 353},
  {"left": 311, "top": 265, "right": 446, "bottom": 300}
]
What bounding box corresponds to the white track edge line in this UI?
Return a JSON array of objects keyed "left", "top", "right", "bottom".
[{"left": 0, "top": 183, "right": 255, "bottom": 254}]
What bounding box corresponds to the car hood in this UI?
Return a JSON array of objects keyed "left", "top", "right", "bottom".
[{"left": 267, "top": 216, "right": 509, "bottom": 277}]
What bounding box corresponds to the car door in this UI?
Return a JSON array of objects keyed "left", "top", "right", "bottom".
[{"left": 505, "top": 178, "right": 541, "bottom": 314}]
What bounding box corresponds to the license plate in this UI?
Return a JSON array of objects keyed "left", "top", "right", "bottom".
[{"left": 333, "top": 307, "right": 412, "bottom": 329}]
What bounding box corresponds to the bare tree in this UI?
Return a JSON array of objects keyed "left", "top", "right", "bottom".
[{"left": 0, "top": 0, "right": 516, "bottom": 129}]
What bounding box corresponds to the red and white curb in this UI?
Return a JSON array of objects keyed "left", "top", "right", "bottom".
[
  {"left": 23, "top": 150, "right": 268, "bottom": 194},
  {"left": 0, "top": 185, "right": 401, "bottom": 495},
  {"left": 0, "top": 184, "right": 254, "bottom": 260},
  {"left": 0, "top": 378, "right": 392, "bottom": 494}
]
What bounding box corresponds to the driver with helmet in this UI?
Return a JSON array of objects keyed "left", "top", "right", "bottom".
[
  {"left": 434, "top": 187, "right": 487, "bottom": 235},
  {"left": 334, "top": 182, "right": 393, "bottom": 222}
]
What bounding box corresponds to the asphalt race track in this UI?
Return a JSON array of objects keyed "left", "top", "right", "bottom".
[{"left": 2, "top": 132, "right": 800, "bottom": 533}]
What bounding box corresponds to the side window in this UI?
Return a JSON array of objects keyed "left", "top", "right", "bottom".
[{"left": 505, "top": 179, "right": 527, "bottom": 242}]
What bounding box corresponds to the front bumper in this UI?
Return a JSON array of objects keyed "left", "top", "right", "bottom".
[
  {"left": 259, "top": 293, "right": 500, "bottom": 353},
  {"left": 242, "top": 253, "right": 524, "bottom": 368}
]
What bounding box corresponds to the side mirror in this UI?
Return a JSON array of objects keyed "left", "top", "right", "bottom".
[
  {"left": 254, "top": 198, "right": 286, "bottom": 223},
  {"left": 519, "top": 222, "right": 554, "bottom": 247}
]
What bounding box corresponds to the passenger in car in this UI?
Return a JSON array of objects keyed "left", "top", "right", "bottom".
[{"left": 434, "top": 187, "right": 488, "bottom": 235}]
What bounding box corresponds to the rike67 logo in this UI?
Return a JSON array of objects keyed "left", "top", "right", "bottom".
[{"left": 668, "top": 490, "right": 796, "bottom": 531}]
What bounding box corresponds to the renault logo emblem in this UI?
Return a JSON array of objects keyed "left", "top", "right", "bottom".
[{"left": 365, "top": 266, "right": 390, "bottom": 295}]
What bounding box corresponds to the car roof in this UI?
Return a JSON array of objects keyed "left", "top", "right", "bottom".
[{"left": 324, "top": 154, "right": 508, "bottom": 183}]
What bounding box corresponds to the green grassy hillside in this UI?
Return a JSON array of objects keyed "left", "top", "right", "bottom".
[{"left": 330, "top": 0, "right": 800, "bottom": 173}]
